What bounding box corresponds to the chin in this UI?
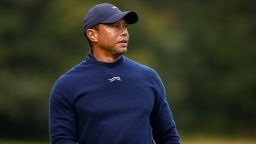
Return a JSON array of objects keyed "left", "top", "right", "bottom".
[{"left": 115, "top": 48, "right": 127, "bottom": 55}]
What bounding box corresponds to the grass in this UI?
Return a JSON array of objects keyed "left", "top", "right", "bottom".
[
  {"left": 183, "top": 138, "right": 255, "bottom": 144},
  {"left": 0, "top": 138, "right": 255, "bottom": 144},
  {"left": 0, "top": 140, "right": 47, "bottom": 144},
  {"left": 182, "top": 135, "right": 255, "bottom": 144}
]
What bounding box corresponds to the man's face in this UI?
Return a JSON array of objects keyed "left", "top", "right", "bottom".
[{"left": 96, "top": 19, "right": 129, "bottom": 56}]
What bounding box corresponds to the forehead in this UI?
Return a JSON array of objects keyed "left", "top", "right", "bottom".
[{"left": 96, "top": 19, "right": 127, "bottom": 31}]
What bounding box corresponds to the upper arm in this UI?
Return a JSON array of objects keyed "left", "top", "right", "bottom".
[
  {"left": 49, "top": 78, "right": 78, "bottom": 144},
  {"left": 150, "top": 71, "right": 180, "bottom": 144}
]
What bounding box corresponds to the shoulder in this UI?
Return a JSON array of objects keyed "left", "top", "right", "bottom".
[
  {"left": 124, "top": 57, "right": 152, "bottom": 71},
  {"left": 50, "top": 61, "right": 85, "bottom": 104},
  {"left": 123, "top": 56, "right": 160, "bottom": 79},
  {"left": 51, "top": 60, "right": 87, "bottom": 91}
]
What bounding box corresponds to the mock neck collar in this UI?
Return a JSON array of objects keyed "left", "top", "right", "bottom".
[{"left": 85, "top": 51, "right": 124, "bottom": 66}]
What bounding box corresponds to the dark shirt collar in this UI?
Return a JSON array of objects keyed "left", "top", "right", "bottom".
[{"left": 85, "top": 50, "right": 124, "bottom": 66}]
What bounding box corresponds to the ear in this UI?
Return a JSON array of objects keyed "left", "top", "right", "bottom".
[{"left": 86, "top": 29, "right": 98, "bottom": 43}]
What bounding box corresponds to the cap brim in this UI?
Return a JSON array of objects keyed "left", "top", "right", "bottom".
[{"left": 101, "top": 11, "right": 138, "bottom": 24}]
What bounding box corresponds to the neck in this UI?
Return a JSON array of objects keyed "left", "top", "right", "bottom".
[{"left": 92, "top": 48, "right": 122, "bottom": 63}]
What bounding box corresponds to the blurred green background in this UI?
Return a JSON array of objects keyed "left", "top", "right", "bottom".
[{"left": 0, "top": 0, "right": 255, "bottom": 143}]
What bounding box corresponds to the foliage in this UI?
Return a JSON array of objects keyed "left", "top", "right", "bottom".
[{"left": 0, "top": 0, "right": 255, "bottom": 139}]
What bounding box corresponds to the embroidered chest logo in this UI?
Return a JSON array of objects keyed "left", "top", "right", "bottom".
[{"left": 108, "top": 76, "right": 122, "bottom": 82}]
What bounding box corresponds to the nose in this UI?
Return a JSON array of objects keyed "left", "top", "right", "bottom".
[{"left": 120, "top": 26, "right": 128, "bottom": 36}]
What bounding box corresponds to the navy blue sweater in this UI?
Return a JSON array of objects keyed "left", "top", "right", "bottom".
[{"left": 49, "top": 52, "right": 180, "bottom": 144}]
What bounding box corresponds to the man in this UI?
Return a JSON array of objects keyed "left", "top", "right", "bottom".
[{"left": 49, "top": 3, "right": 180, "bottom": 144}]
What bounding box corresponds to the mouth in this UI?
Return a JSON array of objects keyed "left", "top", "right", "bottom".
[{"left": 118, "top": 40, "right": 128, "bottom": 44}]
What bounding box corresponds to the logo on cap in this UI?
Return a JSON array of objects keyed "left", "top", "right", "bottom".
[{"left": 111, "top": 6, "right": 119, "bottom": 10}]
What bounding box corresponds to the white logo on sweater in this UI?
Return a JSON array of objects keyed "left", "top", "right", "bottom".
[{"left": 108, "top": 76, "right": 122, "bottom": 82}]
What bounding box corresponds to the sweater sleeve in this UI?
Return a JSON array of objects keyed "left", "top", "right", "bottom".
[
  {"left": 49, "top": 77, "right": 78, "bottom": 144},
  {"left": 150, "top": 72, "right": 180, "bottom": 144}
]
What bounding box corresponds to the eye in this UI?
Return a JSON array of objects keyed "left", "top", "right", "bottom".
[
  {"left": 107, "top": 22, "right": 128, "bottom": 29},
  {"left": 124, "top": 24, "right": 128, "bottom": 28},
  {"left": 112, "top": 24, "right": 120, "bottom": 28}
]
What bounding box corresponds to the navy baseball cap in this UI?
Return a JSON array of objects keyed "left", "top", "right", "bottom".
[{"left": 83, "top": 3, "right": 138, "bottom": 32}]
